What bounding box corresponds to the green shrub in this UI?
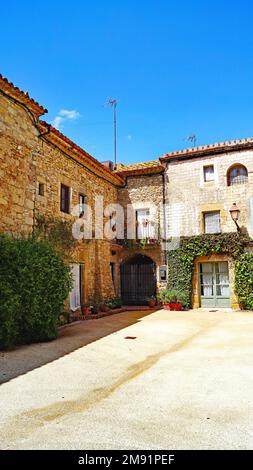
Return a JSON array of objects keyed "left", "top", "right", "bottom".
[
  {"left": 158, "top": 289, "right": 188, "bottom": 306},
  {"left": 235, "top": 253, "right": 253, "bottom": 310},
  {"left": 105, "top": 296, "right": 122, "bottom": 309},
  {"left": 0, "top": 235, "right": 72, "bottom": 349}
]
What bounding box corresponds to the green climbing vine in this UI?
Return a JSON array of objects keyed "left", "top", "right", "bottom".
[{"left": 167, "top": 232, "right": 251, "bottom": 308}]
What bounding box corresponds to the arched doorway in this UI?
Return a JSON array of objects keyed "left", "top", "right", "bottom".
[{"left": 120, "top": 254, "right": 156, "bottom": 305}]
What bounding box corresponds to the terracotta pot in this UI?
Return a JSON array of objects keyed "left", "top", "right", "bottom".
[
  {"left": 81, "top": 306, "right": 90, "bottom": 315},
  {"left": 148, "top": 299, "right": 156, "bottom": 308},
  {"left": 163, "top": 302, "right": 182, "bottom": 311}
]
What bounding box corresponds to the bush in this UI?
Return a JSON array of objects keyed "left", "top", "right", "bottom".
[
  {"left": 158, "top": 289, "right": 188, "bottom": 307},
  {"left": 0, "top": 235, "right": 72, "bottom": 349},
  {"left": 105, "top": 297, "right": 122, "bottom": 309},
  {"left": 235, "top": 253, "right": 253, "bottom": 310}
]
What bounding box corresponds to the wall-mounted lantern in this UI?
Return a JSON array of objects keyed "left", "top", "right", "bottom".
[
  {"left": 159, "top": 265, "right": 167, "bottom": 282},
  {"left": 229, "top": 202, "right": 241, "bottom": 232}
]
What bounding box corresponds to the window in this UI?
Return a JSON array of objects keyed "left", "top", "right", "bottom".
[
  {"left": 204, "top": 211, "right": 221, "bottom": 234},
  {"left": 227, "top": 164, "right": 248, "bottom": 186},
  {"left": 204, "top": 165, "right": 214, "bottom": 182},
  {"left": 69, "top": 264, "right": 81, "bottom": 310},
  {"left": 110, "top": 262, "right": 115, "bottom": 288},
  {"left": 38, "top": 183, "right": 45, "bottom": 196},
  {"left": 136, "top": 209, "right": 155, "bottom": 239},
  {"left": 60, "top": 184, "right": 70, "bottom": 213},
  {"left": 79, "top": 193, "right": 87, "bottom": 217}
]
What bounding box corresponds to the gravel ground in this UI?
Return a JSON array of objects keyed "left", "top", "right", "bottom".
[{"left": 1, "top": 308, "right": 253, "bottom": 450}]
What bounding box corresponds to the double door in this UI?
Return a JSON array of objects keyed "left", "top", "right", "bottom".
[{"left": 200, "top": 262, "right": 230, "bottom": 308}]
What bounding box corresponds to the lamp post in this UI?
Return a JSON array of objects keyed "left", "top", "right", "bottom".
[{"left": 229, "top": 203, "right": 241, "bottom": 232}]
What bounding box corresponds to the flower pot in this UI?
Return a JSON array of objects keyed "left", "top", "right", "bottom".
[
  {"left": 81, "top": 306, "right": 90, "bottom": 315},
  {"left": 148, "top": 299, "right": 156, "bottom": 308},
  {"left": 163, "top": 302, "right": 182, "bottom": 311}
]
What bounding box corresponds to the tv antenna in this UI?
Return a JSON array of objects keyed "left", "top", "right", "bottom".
[
  {"left": 185, "top": 134, "right": 197, "bottom": 147},
  {"left": 105, "top": 98, "right": 117, "bottom": 167}
]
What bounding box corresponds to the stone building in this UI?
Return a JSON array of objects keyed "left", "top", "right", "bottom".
[
  {"left": 1, "top": 73, "right": 253, "bottom": 311},
  {"left": 0, "top": 74, "right": 124, "bottom": 310},
  {"left": 160, "top": 141, "right": 253, "bottom": 309},
  {"left": 114, "top": 140, "right": 253, "bottom": 309},
  {"left": 115, "top": 160, "right": 167, "bottom": 304}
]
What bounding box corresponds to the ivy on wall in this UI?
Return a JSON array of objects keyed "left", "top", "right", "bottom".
[
  {"left": 35, "top": 214, "right": 77, "bottom": 260},
  {"left": 235, "top": 253, "right": 253, "bottom": 310},
  {"left": 167, "top": 232, "right": 251, "bottom": 308}
]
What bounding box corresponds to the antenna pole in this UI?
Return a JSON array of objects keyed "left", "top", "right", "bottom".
[
  {"left": 114, "top": 101, "right": 117, "bottom": 167},
  {"left": 105, "top": 98, "right": 118, "bottom": 167}
]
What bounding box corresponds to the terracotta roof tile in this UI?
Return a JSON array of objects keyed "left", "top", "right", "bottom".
[
  {"left": 115, "top": 159, "right": 164, "bottom": 175},
  {"left": 0, "top": 74, "right": 47, "bottom": 117},
  {"left": 160, "top": 138, "right": 253, "bottom": 161}
]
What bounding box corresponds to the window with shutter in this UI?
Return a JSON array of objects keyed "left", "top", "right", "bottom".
[
  {"left": 204, "top": 211, "right": 221, "bottom": 234},
  {"left": 69, "top": 264, "right": 81, "bottom": 310},
  {"left": 79, "top": 193, "right": 87, "bottom": 217},
  {"left": 203, "top": 165, "right": 214, "bottom": 182},
  {"left": 60, "top": 184, "right": 70, "bottom": 213},
  {"left": 136, "top": 209, "right": 151, "bottom": 239}
]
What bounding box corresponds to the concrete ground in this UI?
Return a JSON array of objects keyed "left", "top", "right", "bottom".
[{"left": 1, "top": 308, "right": 253, "bottom": 450}]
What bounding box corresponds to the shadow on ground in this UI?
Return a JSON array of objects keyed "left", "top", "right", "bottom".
[{"left": 0, "top": 310, "right": 154, "bottom": 385}]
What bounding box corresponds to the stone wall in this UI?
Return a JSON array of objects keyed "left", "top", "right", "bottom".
[
  {"left": 117, "top": 173, "right": 166, "bottom": 292},
  {"left": 0, "top": 92, "right": 119, "bottom": 304},
  {"left": 165, "top": 152, "right": 253, "bottom": 237},
  {"left": 0, "top": 92, "right": 39, "bottom": 234}
]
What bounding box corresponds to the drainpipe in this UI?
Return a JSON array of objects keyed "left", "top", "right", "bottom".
[{"left": 162, "top": 162, "right": 168, "bottom": 266}]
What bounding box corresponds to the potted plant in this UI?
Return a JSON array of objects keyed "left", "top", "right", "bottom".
[
  {"left": 147, "top": 295, "right": 156, "bottom": 308},
  {"left": 105, "top": 297, "right": 122, "bottom": 310},
  {"left": 158, "top": 290, "right": 187, "bottom": 311},
  {"left": 81, "top": 303, "right": 90, "bottom": 315}
]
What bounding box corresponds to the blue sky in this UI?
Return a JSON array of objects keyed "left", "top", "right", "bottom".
[{"left": 1, "top": 1, "right": 253, "bottom": 164}]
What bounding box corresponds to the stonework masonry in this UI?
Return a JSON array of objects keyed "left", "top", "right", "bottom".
[
  {"left": 165, "top": 153, "right": 253, "bottom": 237},
  {"left": 0, "top": 89, "right": 122, "bottom": 306},
  {"left": 1, "top": 75, "right": 253, "bottom": 311}
]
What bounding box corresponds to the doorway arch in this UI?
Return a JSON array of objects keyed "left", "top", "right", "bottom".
[{"left": 120, "top": 254, "right": 156, "bottom": 305}]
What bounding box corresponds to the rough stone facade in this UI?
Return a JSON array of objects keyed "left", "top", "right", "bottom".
[
  {"left": 117, "top": 173, "right": 166, "bottom": 295},
  {"left": 164, "top": 152, "right": 253, "bottom": 237},
  {"left": 0, "top": 85, "right": 123, "bottom": 308},
  {"left": 1, "top": 74, "right": 253, "bottom": 311}
]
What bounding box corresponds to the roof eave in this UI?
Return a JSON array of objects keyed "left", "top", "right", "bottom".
[
  {"left": 0, "top": 74, "right": 47, "bottom": 117},
  {"left": 38, "top": 121, "right": 124, "bottom": 187},
  {"left": 115, "top": 165, "right": 164, "bottom": 177},
  {"left": 160, "top": 140, "right": 253, "bottom": 162}
]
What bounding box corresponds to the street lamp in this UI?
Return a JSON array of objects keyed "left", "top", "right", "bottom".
[{"left": 229, "top": 202, "right": 241, "bottom": 232}]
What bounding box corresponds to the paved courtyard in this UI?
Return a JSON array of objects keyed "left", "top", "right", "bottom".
[{"left": 1, "top": 308, "right": 253, "bottom": 449}]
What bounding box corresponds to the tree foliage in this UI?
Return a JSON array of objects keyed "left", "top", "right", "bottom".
[
  {"left": 0, "top": 235, "right": 72, "bottom": 349},
  {"left": 235, "top": 253, "right": 253, "bottom": 310}
]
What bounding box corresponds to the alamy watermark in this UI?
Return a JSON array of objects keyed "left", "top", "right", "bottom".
[{"left": 71, "top": 196, "right": 182, "bottom": 251}]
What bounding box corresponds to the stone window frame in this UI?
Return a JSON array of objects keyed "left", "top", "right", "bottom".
[
  {"left": 227, "top": 163, "right": 248, "bottom": 187},
  {"left": 60, "top": 182, "right": 72, "bottom": 214},
  {"left": 38, "top": 182, "right": 45, "bottom": 197},
  {"left": 199, "top": 161, "right": 218, "bottom": 188},
  {"left": 79, "top": 192, "right": 88, "bottom": 218},
  {"left": 203, "top": 164, "right": 215, "bottom": 182},
  {"left": 203, "top": 210, "right": 221, "bottom": 234}
]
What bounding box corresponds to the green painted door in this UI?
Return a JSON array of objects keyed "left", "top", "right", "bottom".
[{"left": 200, "top": 262, "right": 230, "bottom": 308}]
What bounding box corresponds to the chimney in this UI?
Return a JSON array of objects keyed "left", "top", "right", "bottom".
[{"left": 101, "top": 160, "right": 114, "bottom": 171}]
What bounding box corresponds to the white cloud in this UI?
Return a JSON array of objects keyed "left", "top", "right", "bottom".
[
  {"left": 127, "top": 135, "right": 132, "bottom": 140},
  {"left": 59, "top": 109, "right": 81, "bottom": 120},
  {"left": 51, "top": 109, "right": 81, "bottom": 130}
]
